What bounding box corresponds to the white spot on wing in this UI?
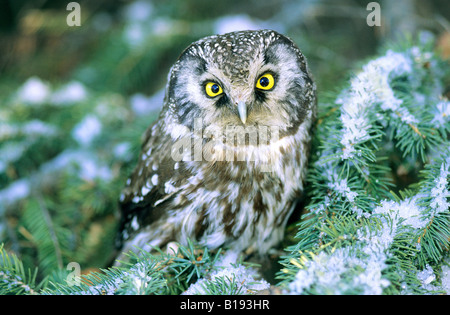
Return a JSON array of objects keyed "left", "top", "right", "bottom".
[
  {"left": 141, "top": 186, "right": 151, "bottom": 196},
  {"left": 151, "top": 174, "right": 159, "bottom": 185},
  {"left": 164, "top": 181, "right": 177, "bottom": 194},
  {"left": 131, "top": 216, "right": 139, "bottom": 230},
  {"left": 132, "top": 196, "right": 140, "bottom": 203}
]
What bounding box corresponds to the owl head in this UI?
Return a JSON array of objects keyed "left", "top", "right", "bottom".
[{"left": 163, "top": 30, "right": 316, "bottom": 139}]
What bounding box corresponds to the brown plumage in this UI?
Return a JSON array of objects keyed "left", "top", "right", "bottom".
[{"left": 115, "top": 30, "right": 316, "bottom": 259}]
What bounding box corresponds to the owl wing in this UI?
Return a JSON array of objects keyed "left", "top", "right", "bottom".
[{"left": 115, "top": 121, "right": 189, "bottom": 249}]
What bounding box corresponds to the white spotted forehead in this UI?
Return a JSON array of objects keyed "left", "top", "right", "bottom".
[
  {"left": 189, "top": 30, "right": 280, "bottom": 59},
  {"left": 184, "top": 30, "right": 283, "bottom": 83}
]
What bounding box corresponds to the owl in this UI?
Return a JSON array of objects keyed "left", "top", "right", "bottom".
[{"left": 115, "top": 30, "right": 316, "bottom": 260}]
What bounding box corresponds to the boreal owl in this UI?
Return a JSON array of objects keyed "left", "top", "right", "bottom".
[{"left": 115, "top": 30, "right": 316, "bottom": 260}]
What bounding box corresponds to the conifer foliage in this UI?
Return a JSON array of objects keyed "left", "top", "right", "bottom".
[{"left": 279, "top": 37, "right": 450, "bottom": 295}]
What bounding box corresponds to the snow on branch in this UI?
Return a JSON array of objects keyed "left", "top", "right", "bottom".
[
  {"left": 281, "top": 41, "right": 450, "bottom": 295},
  {"left": 336, "top": 50, "right": 412, "bottom": 160}
]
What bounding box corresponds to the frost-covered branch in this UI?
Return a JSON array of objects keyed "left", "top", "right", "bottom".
[{"left": 280, "top": 38, "right": 450, "bottom": 295}]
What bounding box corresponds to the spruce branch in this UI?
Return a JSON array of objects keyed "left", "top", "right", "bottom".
[
  {"left": 279, "top": 37, "right": 450, "bottom": 295},
  {"left": 0, "top": 244, "right": 42, "bottom": 295}
]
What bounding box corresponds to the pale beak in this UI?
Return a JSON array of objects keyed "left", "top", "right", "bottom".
[{"left": 237, "top": 101, "right": 247, "bottom": 124}]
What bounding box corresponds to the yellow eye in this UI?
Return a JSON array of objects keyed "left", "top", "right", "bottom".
[
  {"left": 205, "top": 82, "right": 223, "bottom": 97},
  {"left": 256, "top": 73, "right": 275, "bottom": 90}
]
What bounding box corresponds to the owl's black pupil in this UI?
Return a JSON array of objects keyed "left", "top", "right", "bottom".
[
  {"left": 260, "top": 77, "right": 270, "bottom": 87},
  {"left": 211, "top": 84, "right": 220, "bottom": 94}
]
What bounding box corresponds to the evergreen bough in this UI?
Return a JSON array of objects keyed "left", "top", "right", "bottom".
[{"left": 279, "top": 36, "right": 450, "bottom": 295}]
